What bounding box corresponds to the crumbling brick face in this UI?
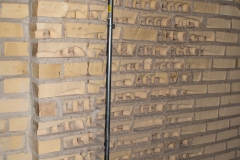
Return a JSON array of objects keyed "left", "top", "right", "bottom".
[{"left": 1, "top": 0, "right": 240, "bottom": 159}]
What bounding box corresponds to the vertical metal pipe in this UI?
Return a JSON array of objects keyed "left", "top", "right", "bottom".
[{"left": 104, "top": 0, "right": 114, "bottom": 159}]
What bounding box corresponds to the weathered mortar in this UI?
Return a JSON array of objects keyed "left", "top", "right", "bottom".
[{"left": 0, "top": 0, "right": 240, "bottom": 160}]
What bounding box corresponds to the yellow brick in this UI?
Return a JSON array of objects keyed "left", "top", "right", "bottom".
[
  {"left": 0, "top": 156, "right": 2, "bottom": 160},
  {"left": 230, "top": 117, "right": 240, "bottom": 126},
  {"left": 213, "top": 59, "right": 236, "bottom": 68},
  {"left": 7, "top": 153, "right": 31, "bottom": 160},
  {"left": 221, "top": 94, "right": 240, "bottom": 105},
  {"left": 4, "top": 42, "right": 28, "bottom": 56},
  {"left": 232, "top": 82, "right": 240, "bottom": 92},
  {"left": 4, "top": 78, "right": 30, "bottom": 93},
  {"left": 196, "top": 97, "right": 220, "bottom": 108},
  {"left": 207, "top": 119, "right": 229, "bottom": 131},
  {"left": 238, "top": 150, "right": 240, "bottom": 158},
  {"left": 0, "top": 61, "right": 28, "bottom": 75},
  {"left": 123, "top": 27, "right": 157, "bottom": 41},
  {"left": 182, "top": 124, "right": 206, "bottom": 135},
  {"left": 238, "top": 59, "right": 240, "bottom": 68},
  {"left": 0, "top": 99, "right": 29, "bottom": 113},
  {"left": 190, "top": 31, "right": 215, "bottom": 42},
  {"left": 207, "top": 83, "right": 230, "bottom": 94},
  {"left": 227, "top": 138, "right": 240, "bottom": 149},
  {"left": 192, "top": 134, "right": 215, "bottom": 145},
  {"left": 228, "top": 70, "right": 240, "bottom": 80},
  {"left": 0, "top": 22, "right": 23, "bottom": 38},
  {"left": 186, "top": 59, "right": 212, "bottom": 69},
  {"left": 219, "top": 106, "right": 240, "bottom": 117},
  {"left": 0, "top": 136, "right": 23, "bottom": 151},
  {"left": 226, "top": 46, "right": 240, "bottom": 56},
  {"left": 232, "top": 19, "right": 240, "bottom": 29},
  {"left": 217, "top": 129, "right": 238, "bottom": 141},
  {"left": 9, "top": 117, "right": 29, "bottom": 131},
  {"left": 194, "top": 2, "right": 219, "bottom": 14},
  {"left": 88, "top": 62, "right": 104, "bottom": 76},
  {"left": 204, "top": 143, "right": 226, "bottom": 154},
  {"left": 38, "top": 139, "right": 61, "bottom": 154},
  {"left": 65, "top": 23, "right": 121, "bottom": 39},
  {"left": 0, "top": 120, "right": 6, "bottom": 132},
  {"left": 215, "top": 151, "right": 235, "bottom": 160},
  {"left": 64, "top": 62, "right": 88, "bottom": 77},
  {"left": 206, "top": 18, "right": 231, "bottom": 29},
  {"left": 201, "top": 46, "right": 225, "bottom": 56},
  {"left": 38, "top": 102, "right": 56, "bottom": 117},
  {"left": 195, "top": 110, "right": 218, "bottom": 120},
  {"left": 0, "top": 3, "right": 28, "bottom": 18},
  {"left": 220, "top": 5, "right": 240, "bottom": 16},
  {"left": 32, "top": 23, "right": 62, "bottom": 39},
  {"left": 36, "top": 1, "right": 87, "bottom": 19},
  {"left": 38, "top": 81, "right": 85, "bottom": 98},
  {"left": 216, "top": 32, "right": 238, "bottom": 43},
  {"left": 203, "top": 71, "right": 226, "bottom": 81},
  {"left": 35, "top": 64, "right": 62, "bottom": 79}
]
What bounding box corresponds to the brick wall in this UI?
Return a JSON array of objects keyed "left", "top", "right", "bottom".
[{"left": 1, "top": 0, "right": 240, "bottom": 159}]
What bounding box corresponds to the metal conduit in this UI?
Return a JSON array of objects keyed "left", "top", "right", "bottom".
[{"left": 104, "top": 0, "right": 115, "bottom": 159}]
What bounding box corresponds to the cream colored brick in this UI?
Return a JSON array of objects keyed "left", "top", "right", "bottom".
[
  {"left": 216, "top": 32, "right": 238, "bottom": 43},
  {"left": 194, "top": 2, "right": 219, "bottom": 14},
  {"left": 102, "top": 9, "right": 138, "bottom": 24},
  {"left": 185, "top": 59, "right": 212, "bottom": 69},
  {"left": 204, "top": 143, "right": 226, "bottom": 154},
  {"left": 38, "top": 139, "right": 61, "bottom": 154},
  {"left": 64, "top": 62, "right": 88, "bottom": 77},
  {"left": 65, "top": 23, "right": 121, "bottom": 39},
  {"left": 36, "top": 1, "right": 87, "bottom": 19},
  {"left": 238, "top": 150, "right": 240, "bottom": 158},
  {"left": 88, "top": 62, "right": 104, "bottom": 76},
  {"left": 226, "top": 46, "right": 240, "bottom": 56},
  {"left": 0, "top": 99, "right": 29, "bottom": 113},
  {"left": 123, "top": 27, "right": 157, "bottom": 41},
  {"left": 0, "top": 136, "right": 23, "bottom": 151},
  {"left": 213, "top": 59, "right": 236, "bottom": 68},
  {"left": 227, "top": 138, "right": 240, "bottom": 149},
  {"left": 206, "top": 18, "right": 231, "bottom": 29},
  {"left": 203, "top": 71, "right": 226, "bottom": 81},
  {"left": 4, "top": 78, "right": 30, "bottom": 93},
  {"left": 7, "top": 153, "right": 31, "bottom": 160},
  {"left": 0, "top": 156, "right": 2, "bottom": 160},
  {"left": 228, "top": 70, "right": 240, "bottom": 80},
  {"left": 196, "top": 97, "right": 220, "bottom": 108},
  {"left": 201, "top": 158, "right": 213, "bottom": 160},
  {"left": 0, "top": 22, "right": 24, "bottom": 38},
  {"left": 215, "top": 151, "right": 235, "bottom": 160},
  {"left": 34, "top": 64, "right": 62, "bottom": 79},
  {"left": 4, "top": 42, "right": 28, "bottom": 56},
  {"left": 195, "top": 110, "right": 218, "bottom": 121},
  {"left": 221, "top": 94, "right": 240, "bottom": 105},
  {"left": 189, "top": 31, "right": 215, "bottom": 42},
  {"left": 0, "top": 3, "right": 28, "bottom": 18},
  {"left": 38, "top": 102, "right": 56, "bottom": 117},
  {"left": 207, "top": 119, "right": 229, "bottom": 131},
  {"left": 192, "top": 134, "right": 215, "bottom": 145},
  {"left": 38, "top": 81, "right": 85, "bottom": 98},
  {"left": 208, "top": 83, "right": 230, "bottom": 94},
  {"left": 232, "top": 19, "right": 240, "bottom": 29},
  {"left": 201, "top": 46, "right": 225, "bottom": 56},
  {"left": 0, "top": 120, "right": 6, "bottom": 132},
  {"left": 182, "top": 85, "right": 207, "bottom": 95},
  {"left": 9, "top": 117, "right": 29, "bottom": 131},
  {"left": 217, "top": 129, "right": 238, "bottom": 141},
  {"left": 36, "top": 42, "right": 87, "bottom": 58},
  {"left": 219, "top": 106, "right": 240, "bottom": 117},
  {"left": 0, "top": 61, "right": 28, "bottom": 75},
  {"left": 230, "top": 117, "right": 240, "bottom": 126},
  {"left": 32, "top": 23, "right": 62, "bottom": 39},
  {"left": 182, "top": 124, "right": 206, "bottom": 135},
  {"left": 238, "top": 59, "right": 240, "bottom": 68},
  {"left": 232, "top": 82, "right": 240, "bottom": 92},
  {"left": 220, "top": 5, "right": 240, "bottom": 16}
]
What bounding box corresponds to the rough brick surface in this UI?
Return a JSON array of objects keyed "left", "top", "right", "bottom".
[{"left": 1, "top": 0, "right": 240, "bottom": 159}]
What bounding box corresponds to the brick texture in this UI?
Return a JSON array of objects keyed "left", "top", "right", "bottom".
[{"left": 1, "top": 0, "right": 240, "bottom": 159}]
